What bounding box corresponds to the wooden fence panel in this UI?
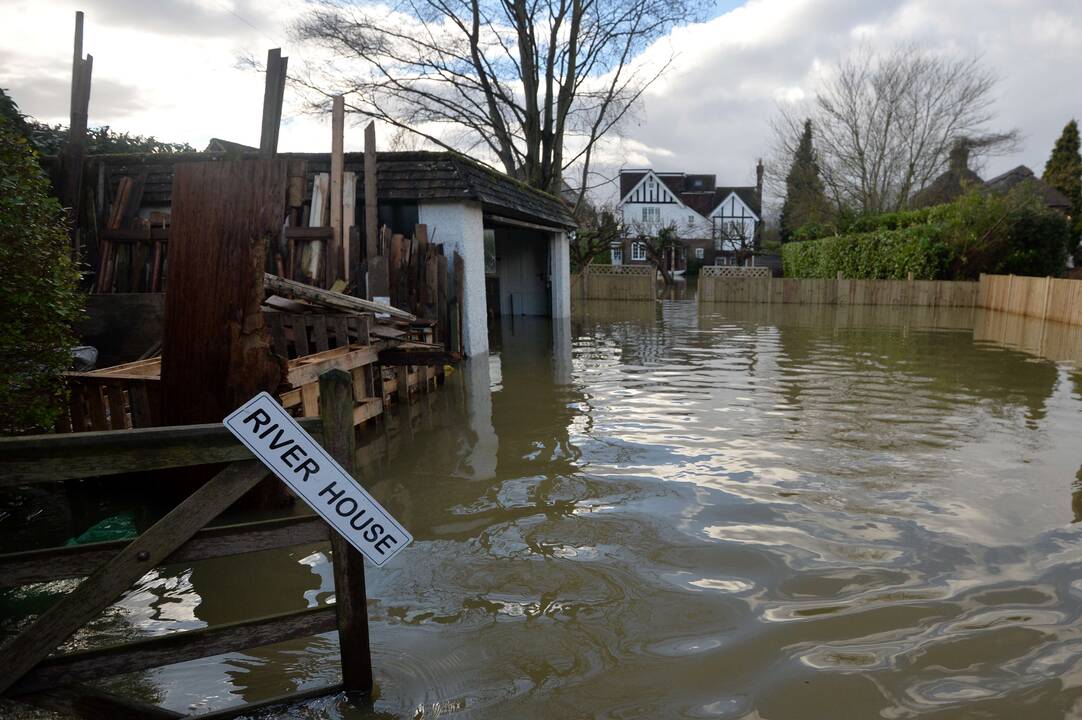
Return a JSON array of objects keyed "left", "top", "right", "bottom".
[
  {"left": 977, "top": 274, "right": 1082, "bottom": 327},
  {"left": 572, "top": 266, "right": 655, "bottom": 302},
  {"left": 699, "top": 276, "right": 975, "bottom": 307}
]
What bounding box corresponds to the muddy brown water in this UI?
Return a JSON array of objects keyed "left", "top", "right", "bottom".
[{"left": 6, "top": 298, "right": 1082, "bottom": 719}]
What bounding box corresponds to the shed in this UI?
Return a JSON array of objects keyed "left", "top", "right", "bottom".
[{"left": 85, "top": 150, "right": 576, "bottom": 357}]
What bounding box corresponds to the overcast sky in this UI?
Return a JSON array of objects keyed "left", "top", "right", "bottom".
[{"left": 1, "top": 0, "right": 1079, "bottom": 206}]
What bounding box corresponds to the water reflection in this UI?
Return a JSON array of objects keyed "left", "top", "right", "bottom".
[{"left": 7, "top": 300, "right": 1082, "bottom": 719}]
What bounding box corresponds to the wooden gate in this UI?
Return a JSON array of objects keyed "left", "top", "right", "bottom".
[{"left": 0, "top": 370, "right": 377, "bottom": 718}]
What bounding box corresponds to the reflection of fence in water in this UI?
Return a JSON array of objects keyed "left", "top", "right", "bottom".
[{"left": 974, "top": 308, "right": 1082, "bottom": 365}]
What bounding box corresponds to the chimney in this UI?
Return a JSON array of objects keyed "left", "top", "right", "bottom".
[
  {"left": 755, "top": 158, "right": 764, "bottom": 205},
  {"left": 949, "top": 141, "right": 970, "bottom": 174}
]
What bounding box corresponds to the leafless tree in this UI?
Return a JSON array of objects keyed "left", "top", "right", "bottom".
[
  {"left": 569, "top": 204, "right": 621, "bottom": 272},
  {"left": 714, "top": 216, "right": 756, "bottom": 265},
  {"left": 293, "top": 0, "right": 703, "bottom": 208},
  {"left": 772, "top": 46, "right": 1017, "bottom": 214},
  {"left": 634, "top": 223, "right": 680, "bottom": 285}
]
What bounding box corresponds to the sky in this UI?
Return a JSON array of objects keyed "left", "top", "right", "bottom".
[{"left": 1, "top": 0, "right": 1079, "bottom": 208}]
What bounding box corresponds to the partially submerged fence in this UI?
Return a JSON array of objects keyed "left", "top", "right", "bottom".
[
  {"left": 572, "top": 265, "right": 655, "bottom": 302},
  {"left": 699, "top": 268, "right": 978, "bottom": 308},
  {"left": 978, "top": 274, "right": 1082, "bottom": 327},
  {"left": 0, "top": 370, "right": 378, "bottom": 719}
]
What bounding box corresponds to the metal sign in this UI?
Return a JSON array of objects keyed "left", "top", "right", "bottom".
[{"left": 224, "top": 392, "right": 412, "bottom": 566}]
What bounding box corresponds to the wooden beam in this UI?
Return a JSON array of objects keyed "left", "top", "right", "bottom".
[
  {"left": 343, "top": 171, "right": 356, "bottom": 283},
  {"left": 10, "top": 606, "right": 335, "bottom": 695},
  {"left": 194, "top": 683, "right": 345, "bottom": 720},
  {"left": 17, "top": 683, "right": 184, "bottom": 720},
  {"left": 0, "top": 418, "right": 321, "bottom": 486},
  {"left": 329, "top": 95, "right": 345, "bottom": 283},
  {"left": 284, "top": 226, "right": 333, "bottom": 240},
  {"left": 319, "top": 370, "right": 374, "bottom": 695},
  {"left": 265, "top": 273, "right": 415, "bottom": 320},
  {"left": 0, "top": 460, "right": 271, "bottom": 694},
  {"left": 259, "top": 49, "right": 283, "bottom": 156},
  {"left": 286, "top": 345, "right": 380, "bottom": 388},
  {"left": 0, "top": 516, "right": 329, "bottom": 588},
  {"left": 378, "top": 349, "right": 462, "bottom": 366}
]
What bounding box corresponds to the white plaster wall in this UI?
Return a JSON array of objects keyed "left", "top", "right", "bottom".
[
  {"left": 418, "top": 201, "right": 489, "bottom": 356},
  {"left": 549, "top": 230, "right": 571, "bottom": 318}
]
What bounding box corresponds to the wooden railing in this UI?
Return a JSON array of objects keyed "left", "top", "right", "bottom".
[{"left": 0, "top": 370, "right": 377, "bottom": 719}]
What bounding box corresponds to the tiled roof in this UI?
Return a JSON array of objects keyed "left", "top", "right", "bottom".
[
  {"left": 619, "top": 169, "right": 760, "bottom": 217},
  {"left": 92, "top": 150, "right": 576, "bottom": 228},
  {"left": 984, "top": 165, "right": 1072, "bottom": 211}
]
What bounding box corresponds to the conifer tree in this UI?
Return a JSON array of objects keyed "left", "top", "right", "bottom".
[
  {"left": 1043, "top": 119, "right": 1082, "bottom": 225},
  {"left": 780, "top": 119, "right": 831, "bottom": 242}
]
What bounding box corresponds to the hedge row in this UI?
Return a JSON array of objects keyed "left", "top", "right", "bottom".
[{"left": 783, "top": 188, "right": 1071, "bottom": 280}]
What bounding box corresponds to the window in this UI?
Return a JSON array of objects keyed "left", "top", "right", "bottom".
[
  {"left": 688, "top": 215, "right": 695, "bottom": 225},
  {"left": 611, "top": 247, "right": 623, "bottom": 265},
  {"left": 631, "top": 242, "right": 647, "bottom": 261},
  {"left": 642, "top": 206, "right": 661, "bottom": 224},
  {"left": 694, "top": 247, "right": 704, "bottom": 259}
]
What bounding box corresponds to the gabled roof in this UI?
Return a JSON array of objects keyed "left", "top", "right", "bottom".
[
  {"left": 619, "top": 169, "right": 760, "bottom": 218},
  {"left": 204, "top": 138, "right": 258, "bottom": 153},
  {"left": 984, "top": 165, "right": 1072, "bottom": 211},
  {"left": 684, "top": 187, "right": 761, "bottom": 218}
]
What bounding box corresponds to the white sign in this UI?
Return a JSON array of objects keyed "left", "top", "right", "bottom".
[{"left": 224, "top": 392, "right": 412, "bottom": 566}]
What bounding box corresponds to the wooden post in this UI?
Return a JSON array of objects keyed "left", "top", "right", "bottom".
[
  {"left": 259, "top": 49, "right": 287, "bottom": 157},
  {"left": 364, "top": 122, "right": 378, "bottom": 259},
  {"left": 161, "top": 160, "right": 287, "bottom": 427},
  {"left": 318, "top": 370, "right": 374, "bottom": 696},
  {"left": 329, "top": 96, "right": 345, "bottom": 283},
  {"left": 62, "top": 12, "right": 91, "bottom": 259}
]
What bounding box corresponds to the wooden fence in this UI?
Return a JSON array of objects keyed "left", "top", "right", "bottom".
[
  {"left": 977, "top": 274, "right": 1082, "bottom": 327},
  {"left": 572, "top": 265, "right": 655, "bottom": 302},
  {"left": 0, "top": 370, "right": 377, "bottom": 719},
  {"left": 699, "top": 274, "right": 978, "bottom": 307}
]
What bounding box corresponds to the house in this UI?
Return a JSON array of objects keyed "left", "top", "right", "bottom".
[
  {"left": 614, "top": 162, "right": 763, "bottom": 272},
  {"left": 76, "top": 150, "right": 575, "bottom": 358},
  {"left": 914, "top": 142, "right": 1072, "bottom": 216}
]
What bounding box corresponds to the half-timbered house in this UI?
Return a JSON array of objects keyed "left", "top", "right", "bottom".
[{"left": 614, "top": 162, "right": 764, "bottom": 273}]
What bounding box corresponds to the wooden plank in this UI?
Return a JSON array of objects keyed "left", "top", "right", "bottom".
[
  {"left": 193, "top": 682, "right": 345, "bottom": 720},
  {"left": 287, "top": 345, "right": 380, "bottom": 388},
  {"left": 330, "top": 316, "right": 349, "bottom": 349},
  {"left": 329, "top": 95, "right": 345, "bottom": 283},
  {"left": 319, "top": 370, "right": 374, "bottom": 694},
  {"left": 0, "top": 418, "right": 322, "bottom": 486},
  {"left": 259, "top": 48, "right": 283, "bottom": 156},
  {"left": 105, "top": 385, "right": 127, "bottom": 430},
  {"left": 300, "top": 384, "right": 320, "bottom": 417},
  {"left": 0, "top": 460, "right": 271, "bottom": 694},
  {"left": 83, "top": 384, "right": 108, "bottom": 431},
  {"left": 11, "top": 606, "right": 336, "bottom": 695},
  {"left": 17, "top": 683, "right": 184, "bottom": 719},
  {"left": 284, "top": 226, "right": 334, "bottom": 240},
  {"left": 265, "top": 273, "right": 414, "bottom": 320},
  {"left": 0, "top": 515, "right": 329, "bottom": 588},
  {"left": 342, "top": 171, "right": 356, "bottom": 283},
  {"left": 162, "top": 160, "right": 287, "bottom": 428},
  {"left": 363, "top": 122, "right": 378, "bottom": 260},
  {"left": 264, "top": 312, "right": 288, "bottom": 357},
  {"left": 380, "top": 349, "right": 462, "bottom": 366},
  {"left": 311, "top": 315, "right": 330, "bottom": 353}
]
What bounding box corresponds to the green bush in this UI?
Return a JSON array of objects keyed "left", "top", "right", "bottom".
[
  {"left": 783, "top": 188, "right": 1069, "bottom": 280},
  {"left": 0, "top": 115, "right": 83, "bottom": 434}
]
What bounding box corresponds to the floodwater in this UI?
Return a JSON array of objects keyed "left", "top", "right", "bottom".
[{"left": 7, "top": 294, "right": 1082, "bottom": 719}]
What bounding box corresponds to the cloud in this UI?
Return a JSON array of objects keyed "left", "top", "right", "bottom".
[
  {"left": 0, "top": 0, "right": 1077, "bottom": 208},
  {"left": 612, "top": 0, "right": 1082, "bottom": 206}
]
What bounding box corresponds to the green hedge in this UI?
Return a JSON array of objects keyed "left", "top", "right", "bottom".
[
  {"left": 783, "top": 188, "right": 1070, "bottom": 280},
  {"left": 0, "top": 115, "right": 83, "bottom": 433}
]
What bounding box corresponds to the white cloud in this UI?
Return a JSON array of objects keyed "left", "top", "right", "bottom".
[{"left": 0, "top": 0, "right": 1078, "bottom": 207}]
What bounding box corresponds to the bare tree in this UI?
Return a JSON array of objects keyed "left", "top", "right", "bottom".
[
  {"left": 570, "top": 205, "right": 621, "bottom": 272},
  {"left": 293, "top": 0, "right": 703, "bottom": 207},
  {"left": 714, "top": 216, "right": 756, "bottom": 265},
  {"left": 635, "top": 223, "right": 680, "bottom": 285},
  {"left": 772, "top": 46, "right": 1017, "bottom": 215}
]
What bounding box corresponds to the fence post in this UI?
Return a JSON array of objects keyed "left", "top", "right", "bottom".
[{"left": 319, "top": 369, "right": 374, "bottom": 696}]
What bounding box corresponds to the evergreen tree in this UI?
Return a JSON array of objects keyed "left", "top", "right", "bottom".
[
  {"left": 779, "top": 119, "right": 831, "bottom": 242},
  {"left": 1042, "top": 119, "right": 1082, "bottom": 227}
]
